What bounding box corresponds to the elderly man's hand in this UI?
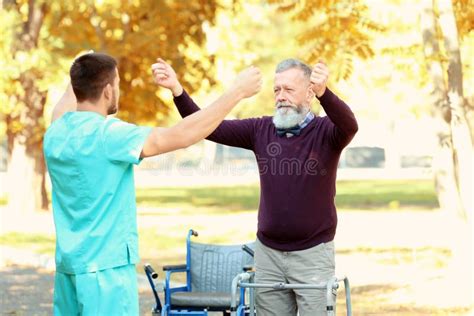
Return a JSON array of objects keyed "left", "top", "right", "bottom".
[
  {"left": 310, "top": 61, "right": 329, "bottom": 98},
  {"left": 151, "top": 58, "right": 183, "bottom": 97}
]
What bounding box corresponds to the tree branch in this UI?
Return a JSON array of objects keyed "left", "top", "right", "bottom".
[{"left": 21, "top": 0, "right": 47, "bottom": 48}]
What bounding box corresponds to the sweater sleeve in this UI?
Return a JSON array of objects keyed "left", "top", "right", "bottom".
[
  {"left": 317, "top": 88, "right": 358, "bottom": 149},
  {"left": 173, "top": 90, "right": 257, "bottom": 150}
]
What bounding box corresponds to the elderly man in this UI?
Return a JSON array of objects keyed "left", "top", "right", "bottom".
[{"left": 153, "top": 58, "right": 358, "bottom": 315}]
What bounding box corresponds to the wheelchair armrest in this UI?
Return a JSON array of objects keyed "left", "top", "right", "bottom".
[{"left": 163, "top": 264, "right": 187, "bottom": 271}]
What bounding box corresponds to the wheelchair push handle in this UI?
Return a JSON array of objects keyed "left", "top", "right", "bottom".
[
  {"left": 189, "top": 229, "right": 199, "bottom": 237},
  {"left": 143, "top": 263, "right": 162, "bottom": 313},
  {"left": 144, "top": 263, "right": 158, "bottom": 279},
  {"left": 242, "top": 244, "right": 254, "bottom": 257}
]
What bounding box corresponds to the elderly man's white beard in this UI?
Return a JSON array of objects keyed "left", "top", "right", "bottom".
[{"left": 272, "top": 102, "right": 308, "bottom": 129}]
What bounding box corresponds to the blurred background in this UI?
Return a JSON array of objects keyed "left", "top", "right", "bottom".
[{"left": 0, "top": 0, "right": 472, "bottom": 315}]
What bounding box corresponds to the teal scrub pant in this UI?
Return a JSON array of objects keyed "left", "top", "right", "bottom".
[{"left": 53, "top": 264, "right": 138, "bottom": 316}]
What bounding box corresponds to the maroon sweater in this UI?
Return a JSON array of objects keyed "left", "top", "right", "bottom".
[{"left": 174, "top": 88, "right": 358, "bottom": 251}]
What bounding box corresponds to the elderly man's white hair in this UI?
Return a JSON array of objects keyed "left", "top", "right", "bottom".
[{"left": 275, "top": 58, "right": 312, "bottom": 80}]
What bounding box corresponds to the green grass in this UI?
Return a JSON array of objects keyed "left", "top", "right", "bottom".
[
  {"left": 135, "top": 179, "right": 438, "bottom": 211},
  {"left": 335, "top": 179, "right": 438, "bottom": 210},
  {"left": 136, "top": 186, "right": 260, "bottom": 213},
  {"left": 0, "top": 180, "right": 438, "bottom": 211},
  {"left": 0, "top": 232, "right": 55, "bottom": 255}
]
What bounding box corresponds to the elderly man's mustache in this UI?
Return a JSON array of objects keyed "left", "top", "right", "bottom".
[{"left": 276, "top": 102, "right": 297, "bottom": 109}]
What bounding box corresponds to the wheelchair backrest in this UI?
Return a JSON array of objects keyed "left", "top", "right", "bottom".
[{"left": 190, "top": 241, "right": 254, "bottom": 293}]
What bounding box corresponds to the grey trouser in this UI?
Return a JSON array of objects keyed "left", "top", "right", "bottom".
[{"left": 254, "top": 238, "right": 336, "bottom": 316}]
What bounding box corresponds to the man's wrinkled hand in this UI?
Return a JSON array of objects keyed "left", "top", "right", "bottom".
[
  {"left": 151, "top": 58, "right": 183, "bottom": 96},
  {"left": 310, "top": 60, "right": 329, "bottom": 98}
]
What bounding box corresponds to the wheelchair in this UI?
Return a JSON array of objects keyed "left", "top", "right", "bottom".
[
  {"left": 144, "top": 229, "right": 352, "bottom": 316},
  {"left": 144, "top": 229, "right": 254, "bottom": 315}
]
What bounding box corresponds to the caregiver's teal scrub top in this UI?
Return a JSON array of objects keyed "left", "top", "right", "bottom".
[{"left": 44, "top": 111, "right": 152, "bottom": 274}]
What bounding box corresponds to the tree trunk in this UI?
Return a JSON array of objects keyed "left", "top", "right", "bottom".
[
  {"left": 420, "top": 0, "right": 463, "bottom": 216},
  {"left": 7, "top": 71, "right": 48, "bottom": 212},
  {"left": 6, "top": 0, "right": 49, "bottom": 213},
  {"left": 7, "top": 139, "right": 48, "bottom": 213},
  {"left": 437, "top": 0, "right": 473, "bottom": 220},
  {"left": 419, "top": 4, "right": 473, "bottom": 306}
]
